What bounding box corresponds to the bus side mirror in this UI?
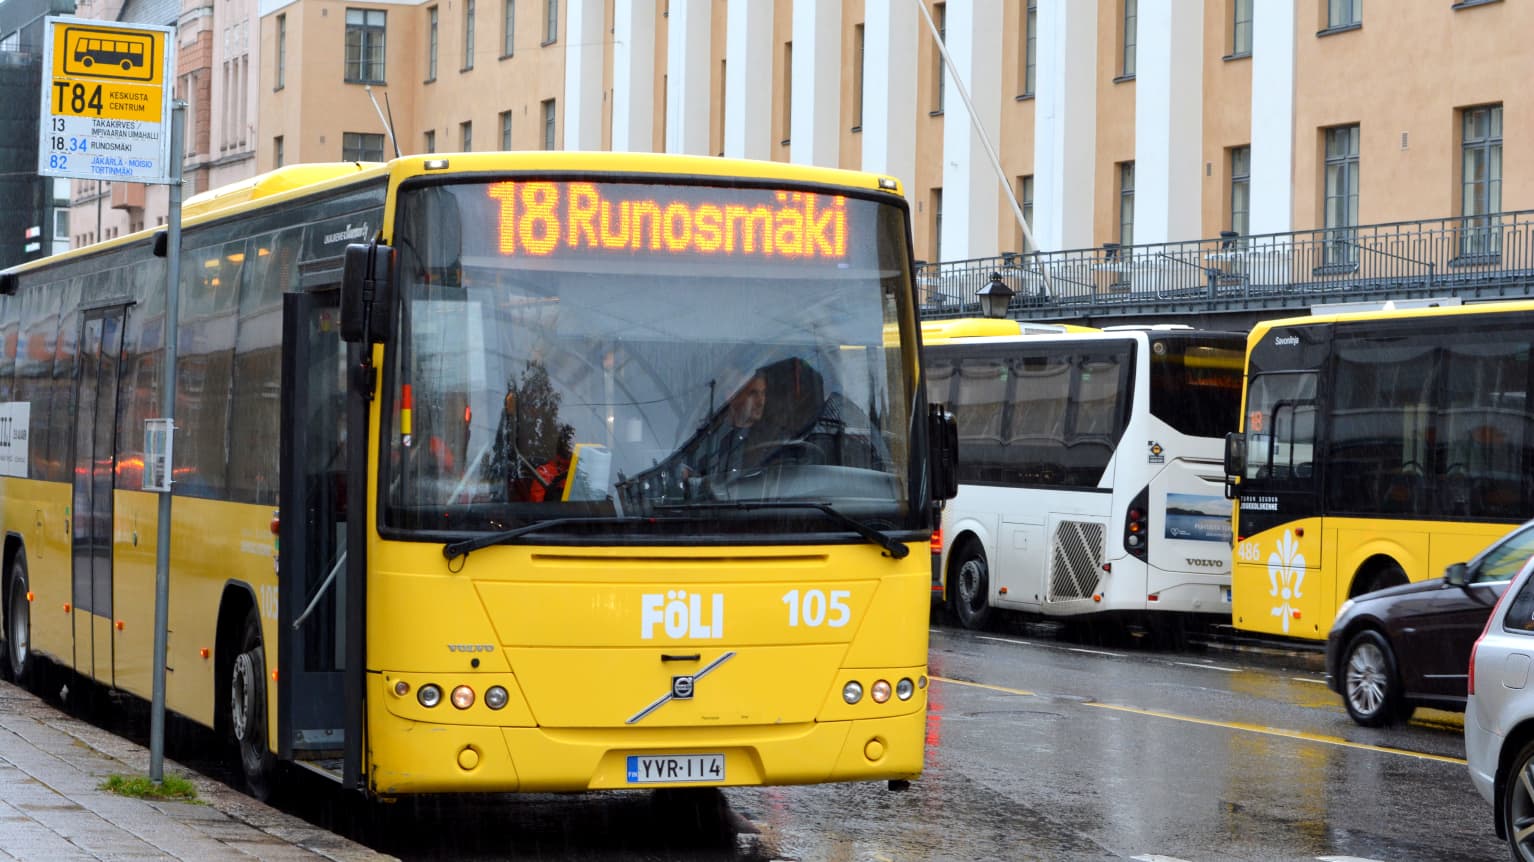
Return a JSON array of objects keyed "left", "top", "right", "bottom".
[
  {"left": 341, "top": 242, "right": 394, "bottom": 344},
  {"left": 928, "top": 405, "right": 959, "bottom": 501},
  {"left": 1223, "top": 431, "right": 1245, "bottom": 499}
]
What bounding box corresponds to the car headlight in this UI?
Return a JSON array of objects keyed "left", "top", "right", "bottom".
[{"left": 1334, "top": 598, "right": 1355, "bottom": 622}]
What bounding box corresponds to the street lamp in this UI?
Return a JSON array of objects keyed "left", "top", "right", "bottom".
[{"left": 976, "top": 272, "right": 1014, "bottom": 319}]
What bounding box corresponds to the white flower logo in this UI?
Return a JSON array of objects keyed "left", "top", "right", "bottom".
[{"left": 1267, "top": 530, "right": 1306, "bottom": 633}]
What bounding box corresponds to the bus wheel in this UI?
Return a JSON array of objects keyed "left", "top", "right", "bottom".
[
  {"left": 5, "top": 549, "right": 31, "bottom": 687},
  {"left": 1341, "top": 629, "right": 1405, "bottom": 727},
  {"left": 949, "top": 545, "right": 993, "bottom": 630},
  {"left": 230, "top": 606, "right": 278, "bottom": 800}
]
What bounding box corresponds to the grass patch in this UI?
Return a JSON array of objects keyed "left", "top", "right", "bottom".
[{"left": 101, "top": 773, "right": 201, "bottom": 803}]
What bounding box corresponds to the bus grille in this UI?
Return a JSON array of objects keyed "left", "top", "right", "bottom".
[{"left": 1048, "top": 521, "right": 1105, "bottom": 601}]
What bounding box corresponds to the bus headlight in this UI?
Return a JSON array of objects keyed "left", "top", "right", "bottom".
[
  {"left": 843, "top": 681, "right": 864, "bottom": 704},
  {"left": 871, "top": 680, "right": 892, "bottom": 703},
  {"left": 418, "top": 684, "right": 443, "bottom": 708},
  {"left": 896, "top": 678, "right": 915, "bottom": 701},
  {"left": 450, "top": 685, "right": 475, "bottom": 710},
  {"left": 485, "top": 686, "right": 509, "bottom": 710}
]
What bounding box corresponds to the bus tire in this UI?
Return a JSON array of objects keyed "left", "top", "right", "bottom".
[
  {"left": 949, "top": 543, "right": 993, "bottom": 631},
  {"left": 5, "top": 548, "right": 31, "bottom": 687},
  {"left": 1340, "top": 628, "right": 1405, "bottom": 727},
  {"left": 230, "top": 606, "right": 278, "bottom": 800}
]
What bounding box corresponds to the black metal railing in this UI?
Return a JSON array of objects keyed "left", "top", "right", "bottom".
[{"left": 917, "top": 210, "right": 1534, "bottom": 320}]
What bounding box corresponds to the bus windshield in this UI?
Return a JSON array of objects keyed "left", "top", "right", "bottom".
[{"left": 381, "top": 178, "right": 917, "bottom": 538}]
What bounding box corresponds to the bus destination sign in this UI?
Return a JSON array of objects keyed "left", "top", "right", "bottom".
[{"left": 38, "top": 17, "right": 174, "bottom": 184}]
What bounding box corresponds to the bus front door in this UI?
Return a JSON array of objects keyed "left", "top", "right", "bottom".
[
  {"left": 69, "top": 308, "right": 126, "bottom": 685},
  {"left": 277, "top": 289, "right": 362, "bottom": 788}
]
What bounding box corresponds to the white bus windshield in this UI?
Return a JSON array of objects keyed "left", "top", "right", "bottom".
[{"left": 381, "top": 178, "right": 918, "bottom": 538}]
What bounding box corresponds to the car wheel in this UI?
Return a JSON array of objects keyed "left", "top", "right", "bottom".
[
  {"left": 1341, "top": 629, "right": 1405, "bottom": 727},
  {"left": 949, "top": 544, "right": 992, "bottom": 631},
  {"left": 230, "top": 606, "right": 278, "bottom": 800},
  {"left": 1504, "top": 739, "right": 1534, "bottom": 861},
  {"left": 5, "top": 550, "right": 31, "bottom": 687}
]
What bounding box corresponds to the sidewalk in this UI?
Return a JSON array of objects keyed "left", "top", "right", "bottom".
[{"left": 0, "top": 678, "right": 396, "bottom": 861}]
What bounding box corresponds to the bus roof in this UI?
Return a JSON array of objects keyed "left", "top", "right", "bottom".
[
  {"left": 2, "top": 152, "right": 909, "bottom": 281},
  {"left": 1249, "top": 298, "right": 1534, "bottom": 339},
  {"left": 921, "top": 317, "right": 1098, "bottom": 342}
]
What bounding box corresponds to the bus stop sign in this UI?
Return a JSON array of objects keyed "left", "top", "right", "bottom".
[{"left": 38, "top": 17, "right": 175, "bottom": 185}]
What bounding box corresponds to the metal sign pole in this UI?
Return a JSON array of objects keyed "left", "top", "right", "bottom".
[{"left": 149, "top": 99, "right": 185, "bottom": 783}]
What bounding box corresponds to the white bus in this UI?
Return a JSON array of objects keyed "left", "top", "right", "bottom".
[{"left": 926, "top": 323, "right": 1245, "bottom": 633}]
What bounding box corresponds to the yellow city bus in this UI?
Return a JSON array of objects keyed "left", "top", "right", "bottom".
[
  {"left": 0, "top": 153, "right": 954, "bottom": 799},
  {"left": 1223, "top": 300, "right": 1534, "bottom": 640}
]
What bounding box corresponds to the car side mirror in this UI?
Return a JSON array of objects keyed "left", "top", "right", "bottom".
[{"left": 1445, "top": 562, "right": 1469, "bottom": 588}]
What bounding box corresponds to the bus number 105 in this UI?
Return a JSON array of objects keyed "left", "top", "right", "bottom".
[{"left": 781, "top": 589, "right": 851, "bottom": 628}]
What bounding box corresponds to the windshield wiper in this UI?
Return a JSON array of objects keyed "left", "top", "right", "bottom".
[
  {"left": 443, "top": 516, "right": 654, "bottom": 563},
  {"left": 653, "top": 501, "right": 910, "bottom": 559}
]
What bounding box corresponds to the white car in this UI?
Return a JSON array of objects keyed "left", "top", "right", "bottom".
[{"left": 1466, "top": 553, "right": 1534, "bottom": 860}]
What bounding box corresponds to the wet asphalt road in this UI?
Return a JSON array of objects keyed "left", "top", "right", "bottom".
[{"left": 261, "top": 619, "right": 1501, "bottom": 862}]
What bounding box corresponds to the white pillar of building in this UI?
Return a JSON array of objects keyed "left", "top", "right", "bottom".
[
  {"left": 790, "top": 0, "right": 840, "bottom": 167},
  {"left": 938, "top": 0, "right": 1004, "bottom": 261},
  {"left": 1134, "top": 0, "right": 1203, "bottom": 244},
  {"left": 666, "top": 0, "right": 712, "bottom": 155},
  {"left": 860, "top": 0, "right": 917, "bottom": 203},
  {"left": 1250, "top": 0, "right": 1296, "bottom": 235},
  {"left": 1034, "top": 0, "right": 1097, "bottom": 252},
  {"left": 724, "top": 0, "right": 772, "bottom": 159},
  {"left": 563, "top": 0, "right": 605, "bottom": 151},
  {"left": 612, "top": 0, "right": 657, "bottom": 152}
]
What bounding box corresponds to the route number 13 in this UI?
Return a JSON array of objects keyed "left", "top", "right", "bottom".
[{"left": 782, "top": 589, "right": 851, "bottom": 628}]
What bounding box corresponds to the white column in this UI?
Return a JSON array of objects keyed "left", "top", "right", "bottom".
[
  {"left": 666, "top": 0, "right": 712, "bottom": 155},
  {"left": 860, "top": 0, "right": 917, "bottom": 202},
  {"left": 563, "top": 0, "right": 605, "bottom": 151},
  {"left": 1250, "top": 0, "right": 1296, "bottom": 235},
  {"left": 1034, "top": 0, "right": 1097, "bottom": 251},
  {"left": 790, "top": 0, "right": 840, "bottom": 167},
  {"left": 1134, "top": 0, "right": 1203, "bottom": 244},
  {"left": 612, "top": 0, "right": 657, "bottom": 152},
  {"left": 938, "top": 0, "right": 1003, "bottom": 260},
  {"left": 724, "top": 0, "right": 772, "bottom": 159}
]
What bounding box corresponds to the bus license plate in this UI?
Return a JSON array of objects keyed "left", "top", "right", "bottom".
[{"left": 626, "top": 753, "right": 724, "bottom": 784}]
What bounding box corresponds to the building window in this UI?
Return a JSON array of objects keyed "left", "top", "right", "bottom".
[
  {"left": 931, "top": 188, "right": 943, "bottom": 263},
  {"left": 344, "top": 8, "right": 386, "bottom": 84},
  {"left": 1323, "top": 124, "right": 1360, "bottom": 266},
  {"left": 542, "top": 98, "right": 556, "bottom": 149},
  {"left": 1232, "top": 0, "right": 1252, "bottom": 55},
  {"left": 427, "top": 6, "right": 438, "bottom": 80},
  {"left": 275, "top": 14, "right": 286, "bottom": 89},
  {"left": 1019, "top": 175, "right": 1035, "bottom": 252},
  {"left": 932, "top": 3, "right": 946, "bottom": 112},
  {"left": 463, "top": 0, "right": 475, "bottom": 70},
  {"left": 500, "top": 110, "right": 513, "bottom": 150},
  {"left": 461, "top": 120, "right": 473, "bottom": 151},
  {"left": 544, "top": 0, "right": 558, "bottom": 44},
  {"left": 852, "top": 25, "right": 864, "bottom": 130},
  {"left": 502, "top": 0, "right": 515, "bottom": 56},
  {"left": 1021, "top": 1, "right": 1037, "bottom": 96},
  {"left": 1327, "top": 0, "right": 1361, "bottom": 28},
  {"left": 342, "top": 131, "right": 385, "bottom": 161},
  {"left": 1462, "top": 104, "right": 1503, "bottom": 257},
  {"left": 424, "top": 129, "right": 436, "bottom": 153},
  {"left": 1118, "top": 162, "right": 1135, "bottom": 246},
  {"left": 1121, "top": 0, "right": 1137, "bottom": 78},
  {"left": 1230, "top": 145, "right": 1251, "bottom": 236},
  {"left": 274, "top": 135, "right": 284, "bottom": 167}
]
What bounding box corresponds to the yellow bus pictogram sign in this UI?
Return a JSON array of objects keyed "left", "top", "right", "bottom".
[{"left": 39, "top": 17, "right": 174, "bottom": 184}]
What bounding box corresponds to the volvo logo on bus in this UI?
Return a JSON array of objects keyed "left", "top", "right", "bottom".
[
  {"left": 671, "top": 675, "right": 695, "bottom": 699},
  {"left": 447, "top": 644, "right": 495, "bottom": 653},
  {"left": 1186, "top": 558, "right": 1225, "bottom": 569}
]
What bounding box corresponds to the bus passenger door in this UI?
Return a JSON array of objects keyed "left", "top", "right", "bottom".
[
  {"left": 277, "top": 289, "right": 361, "bottom": 787},
  {"left": 70, "top": 308, "right": 126, "bottom": 685}
]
